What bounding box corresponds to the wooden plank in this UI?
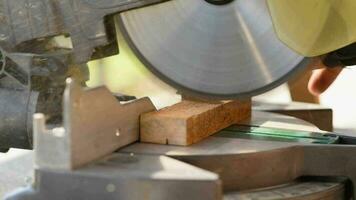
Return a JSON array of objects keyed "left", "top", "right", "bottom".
[{"left": 140, "top": 99, "right": 251, "bottom": 146}]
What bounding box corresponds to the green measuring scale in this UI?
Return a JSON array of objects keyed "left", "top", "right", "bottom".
[{"left": 217, "top": 125, "right": 339, "bottom": 144}]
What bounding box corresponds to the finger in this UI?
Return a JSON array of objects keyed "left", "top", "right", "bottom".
[
  {"left": 308, "top": 67, "right": 343, "bottom": 96},
  {"left": 306, "top": 56, "right": 327, "bottom": 70}
]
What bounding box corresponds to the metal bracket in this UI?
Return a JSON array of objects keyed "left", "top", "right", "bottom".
[{"left": 34, "top": 78, "right": 156, "bottom": 170}]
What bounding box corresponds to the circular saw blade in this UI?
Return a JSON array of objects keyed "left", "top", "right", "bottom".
[{"left": 118, "top": 0, "right": 308, "bottom": 99}]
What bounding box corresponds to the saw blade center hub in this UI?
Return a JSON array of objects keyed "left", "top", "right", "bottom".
[{"left": 205, "top": 0, "right": 235, "bottom": 5}]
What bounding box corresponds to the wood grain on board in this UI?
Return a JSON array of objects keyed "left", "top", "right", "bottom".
[{"left": 140, "top": 99, "right": 251, "bottom": 146}]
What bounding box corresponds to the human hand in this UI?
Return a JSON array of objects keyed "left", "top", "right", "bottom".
[{"left": 307, "top": 57, "right": 344, "bottom": 96}]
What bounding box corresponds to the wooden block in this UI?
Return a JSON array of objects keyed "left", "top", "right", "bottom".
[{"left": 140, "top": 99, "right": 251, "bottom": 146}]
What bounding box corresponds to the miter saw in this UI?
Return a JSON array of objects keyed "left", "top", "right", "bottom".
[{"left": 0, "top": 0, "right": 356, "bottom": 200}]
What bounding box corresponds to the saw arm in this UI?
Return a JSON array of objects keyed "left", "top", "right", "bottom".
[{"left": 0, "top": 0, "right": 168, "bottom": 63}]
